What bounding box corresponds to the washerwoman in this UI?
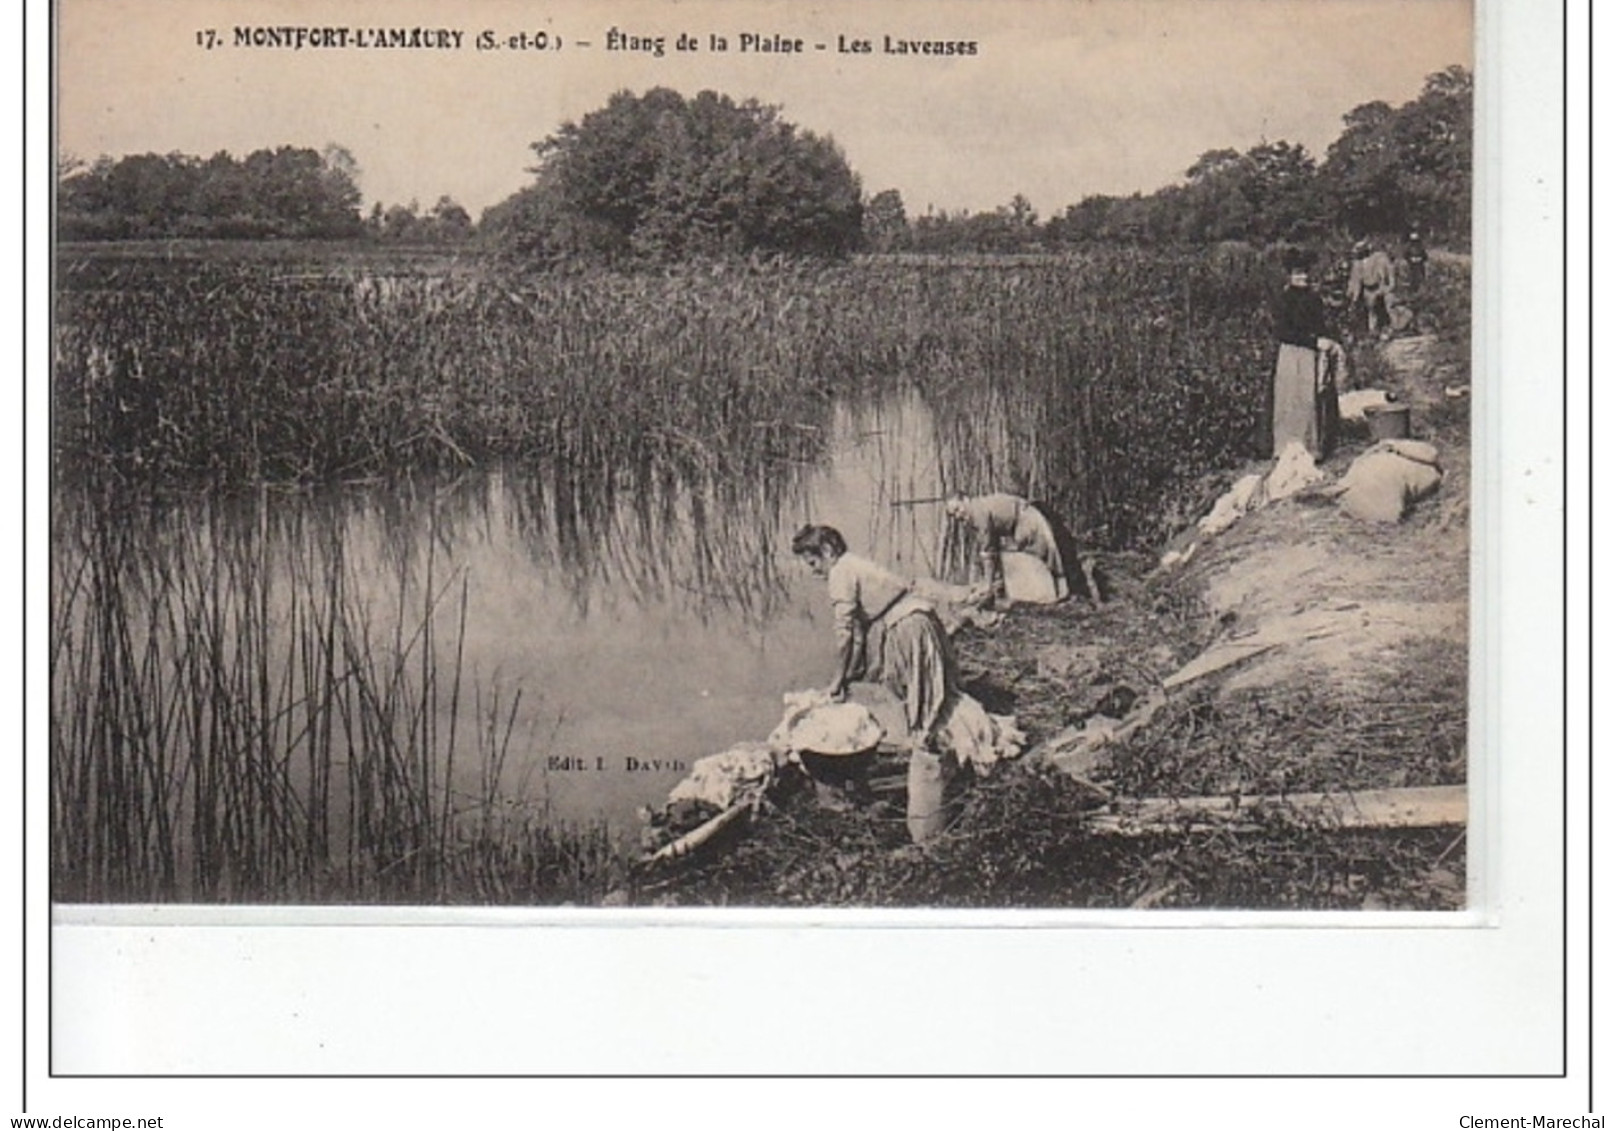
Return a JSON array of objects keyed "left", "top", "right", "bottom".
[
  {"left": 792, "top": 524, "right": 959, "bottom": 843},
  {"left": 1269, "top": 247, "right": 1345, "bottom": 460}
]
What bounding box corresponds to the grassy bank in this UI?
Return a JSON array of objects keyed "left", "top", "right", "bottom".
[
  {"left": 633, "top": 584, "right": 1466, "bottom": 910},
  {"left": 636, "top": 320, "right": 1473, "bottom": 910}
]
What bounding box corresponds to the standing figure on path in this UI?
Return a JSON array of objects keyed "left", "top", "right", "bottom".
[
  {"left": 944, "top": 492, "right": 1071, "bottom": 604},
  {"left": 1269, "top": 249, "right": 1345, "bottom": 461},
  {"left": 1404, "top": 231, "right": 1428, "bottom": 293},
  {"left": 792, "top": 524, "right": 960, "bottom": 843},
  {"left": 1347, "top": 238, "right": 1398, "bottom": 339}
]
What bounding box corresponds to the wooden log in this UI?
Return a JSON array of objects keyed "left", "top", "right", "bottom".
[
  {"left": 640, "top": 801, "right": 751, "bottom": 864},
  {"left": 1083, "top": 784, "right": 1466, "bottom": 836},
  {"left": 1160, "top": 641, "right": 1278, "bottom": 690}
]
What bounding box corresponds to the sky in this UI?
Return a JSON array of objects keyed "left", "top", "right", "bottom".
[{"left": 57, "top": 0, "right": 1474, "bottom": 220}]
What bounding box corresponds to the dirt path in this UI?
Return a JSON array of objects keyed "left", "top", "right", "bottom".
[
  {"left": 986, "top": 326, "right": 1469, "bottom": 740},
  {"left": 1170, "top": 331, "right": 1469, "bottom": 697}
]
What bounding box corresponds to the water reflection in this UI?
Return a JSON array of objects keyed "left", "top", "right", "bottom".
[{"left": 53, "top": 389, "right": 976, "bottom": 853}]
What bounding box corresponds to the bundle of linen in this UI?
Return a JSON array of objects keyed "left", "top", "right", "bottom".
[
  {"left": 1329, "top": 439, "right": 1443, "bottom": 523},
  {"left": 934, "top": 694, "right": 1026, "bottom": 777},
  {"left": 664, "top": 742, "right": 783, "bottom": 811}
]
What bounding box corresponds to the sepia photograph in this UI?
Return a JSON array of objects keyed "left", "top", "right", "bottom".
[{"left": 50, "top": 0, "right": 1478, "bottom": 916}]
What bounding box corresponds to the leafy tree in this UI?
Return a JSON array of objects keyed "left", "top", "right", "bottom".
[
  {"left": 1185, "top": 148, "right": 1243, "bottom": 183},
  {"left": 478, "top": 180, "right": 625, "bottom": 264},
  {"left": 497, "top": 87, "right": 864, "bottom": 263},
  {"left": 1322, "top": 101, "right": 1403, "bottom": 234},
  {"left": 862, "top": 188, "right": 909, "bottom": 252},
  {"left": 379, "top": 201, "right": 421, "bottom": 241},
  {"left": 894, "top": 196, "right": 1046, "bottom": 255},
  {"left": 1241, "top": 141, "right": 1328, "bottom": 242},
  {"left": 907, "top": 208, "right": 959, "bottom": 253},
  {"left": 1167, "top": 141, "right": 1326, "bottom": 244},
  {"left": 1046, "top": 195, "right": 1116, "bottom": 246},
  {"left": 373, "top": 196, "right": 475, "bottom": 244},
  {"left": 1038, "top": 67, "right": 1470, "bottom": 251},
  {"left": 1323, "top": 66, "right": 1472, "bottom": 242},
  {"left": 427, "top": 196, "right": 474, "bottom": 241},
  {"left": 1391, "top": 66, "right": 1472, "bottom": 240}
]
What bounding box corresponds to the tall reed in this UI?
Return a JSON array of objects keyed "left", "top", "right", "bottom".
[
  {"left": 50, "top": 486, "right": 622, "bottom": 904},
  {"left": 54, "top": 249, "right": 1281, "bottom": 547}
]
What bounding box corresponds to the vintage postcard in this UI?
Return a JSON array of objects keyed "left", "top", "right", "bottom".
[
  {"left": 49, "top": 0, "right": 1479, "bottom": 912},
  {"left": 33, "top": 0, "right": 1586, "bottom": 1102}
]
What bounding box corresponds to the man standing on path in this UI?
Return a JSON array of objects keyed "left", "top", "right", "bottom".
[{"left": 1347, "top": 238, "right": 1398, "bottom": 340}]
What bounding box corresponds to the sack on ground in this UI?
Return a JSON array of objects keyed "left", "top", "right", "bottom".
[
  {"left": 1335, "top": 440, "right": 1443, "bottom": 523},
  {"left": 1000, "top": 551, "right": 1060, "bottom": 604}
]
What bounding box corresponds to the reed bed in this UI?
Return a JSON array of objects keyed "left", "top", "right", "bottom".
[
  {"left": 50, "top": 487, "right": 623, "bottom": 904},
  {"left": 54, "top": 249, "right": 1279, "bottom": 548}
]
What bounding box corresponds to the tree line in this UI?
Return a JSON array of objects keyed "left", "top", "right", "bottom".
[
  {"left": 58, "top": 145, "right": 369, "bottom": 241},
  {"left": 878, "top": 67, "right": 1471, "bottom": 254},
  {"left": 57, "top": 66, "right": 1468, "bottom": 257},
  {"left": 57, "top": 144, "right": 481, "bottom": 245}
]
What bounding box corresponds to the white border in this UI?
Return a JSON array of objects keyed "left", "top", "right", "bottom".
[{"left": 17, "top": 0, "right": 1594, "bottom": 1120}]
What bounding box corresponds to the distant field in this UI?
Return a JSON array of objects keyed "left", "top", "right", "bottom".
[
  {"left": 55, "top": 240, "right": 1245, "bottom": 274},
  {"left": 55, "top": 239, "right": 486, "bottom": 275}
]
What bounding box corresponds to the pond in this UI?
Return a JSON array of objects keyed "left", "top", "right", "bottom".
[
  {"left": 386, "top": 388, "right": 962, "bottom": 832},
  {"left": 51, "top": 388, "right": 1008, "bottom": 887}
]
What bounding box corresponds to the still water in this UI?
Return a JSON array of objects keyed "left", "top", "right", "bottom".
[
  {"left": 429, "top": 391, "right": 954, "bottom": 831},
  {"left": 55, "top": 390, "right": 997, "bottom": 843}
]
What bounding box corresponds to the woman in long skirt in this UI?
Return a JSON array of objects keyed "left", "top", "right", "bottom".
[
  {"left": 792, "top": 524, "right": 959, "bottom": 843},
  {"left": 1270, "top": 249, "right": 1344, "bottom": 460}
]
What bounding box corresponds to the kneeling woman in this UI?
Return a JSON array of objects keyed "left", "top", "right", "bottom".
[
  {"left": 791, "top": 524, "right": 959, "bottom": 843},
  {"left": 943, "top": 492, "right": 1072, "bottom": 604}
]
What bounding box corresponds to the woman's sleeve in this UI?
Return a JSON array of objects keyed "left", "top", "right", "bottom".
[{"left": 828, "top": 571, "right": 862, "bottom": 688}]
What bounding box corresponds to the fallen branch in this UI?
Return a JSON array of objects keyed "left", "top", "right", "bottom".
[
  {"left": 1036, "top": 692, "right": 1167, "bottom": 778},
  {"left": 640, "top": 801, "right": 751, "bottom": 865}
]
